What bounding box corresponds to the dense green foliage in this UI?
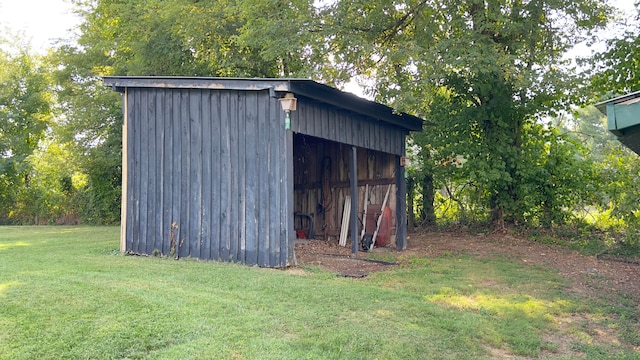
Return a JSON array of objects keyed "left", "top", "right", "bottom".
[
  {"left": 0, "top": 38, "right": 53, "bottom": 223},
  {"left": 40, "top": 0, "right": 324, "bottom": 224},
  {"left": 0, "top": 0, "right": 639, "bottom": 246},
  {"left": 590, "top": 3, "right": 640, "bottom": 96},
  {"left": 322, "top": 0, "right": 611, "bottom": 225},
  {"left": 1, "top": 227, "right": 638, "bottom": 358}
]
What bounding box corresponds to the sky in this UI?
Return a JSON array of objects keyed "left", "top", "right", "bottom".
[
  {"left": 1, "top": 0, "right": 637, "bottom": 54},
  {"left": 0, "top": 0, "right": 80, "bottom": 52},
  {"left": 0, "top": 0, "right": 636, "bottom": 98}
]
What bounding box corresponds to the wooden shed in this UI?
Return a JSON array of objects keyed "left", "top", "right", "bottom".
[
  {"left": 597, "top": 90, "right": 640, "bottom": 155},
  {"left": 104, "top": 77, "right": 423, "bottom": 267}
]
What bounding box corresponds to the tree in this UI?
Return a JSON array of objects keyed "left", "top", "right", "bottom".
[
  {"left": 590, "top": 2, "right": 640, "bottom": 96},
  {"left": 586, "top": 3, "right": 640, "bottom": 239},
  {"left": 50, "top": 43, "right": 123, "bottom": 224},
  {"left": 51, "top": 0, "right": 324, "bottom": 223},
  {"left": 0, "top": 36, "right": 52, "bottom": 223},
  {"left": 322, "top": 0, "right": 611, "bottom": 225}
]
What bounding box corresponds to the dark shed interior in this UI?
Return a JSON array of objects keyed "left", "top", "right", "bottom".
[{"left": 293, "top": 134, "right": 399, "bottom": 241}]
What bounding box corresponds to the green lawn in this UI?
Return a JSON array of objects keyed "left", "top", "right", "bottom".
[{"left": 0, "top": 227, "right": 638, "bottom": 359}]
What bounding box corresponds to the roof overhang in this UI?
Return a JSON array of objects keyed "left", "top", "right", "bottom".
[
  {"left": 596, "top": 91, "right": 640, "bottom": 155},
  {"left": 103, "top": 76, "right": 424, "bottom": 132}
]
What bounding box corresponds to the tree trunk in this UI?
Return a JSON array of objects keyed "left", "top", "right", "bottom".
[
  {"left": 421, "top": 173, "right": 437, "bottom": 227},
  {"left": 407, "top": 176, "right": 415, "bottom": 232}
]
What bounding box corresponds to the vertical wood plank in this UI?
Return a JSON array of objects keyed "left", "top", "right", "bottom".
[
  {"left": 269, "top": 101, "right": 282, "bottom": 266},
  {"left": 257, "top": 92, "right": 270, "bottom": 266},
  {"left": 201, "top": 90, "right": 213, "bottom": 260},
  {"left": 321, "top": 105, "right": 329, "bottom": 139},
  {"left": 132, "top": 89, "right": 141, "bottom": 253},
  {"left": 285, "top": 118, "right": 294, "bottom": 266},
  {"left": 210, "top": 90, "right": 222, "bottom": 261},
  {"left": 327, "top": 107, "right": 336, "bottom": 144},
  {"left": 244, "top": 91, "right": 258, "bottom": 266},
  {"left": 357, "top": 147, "right": 367, "bottom": 181},
  {"left": 238, "top": 91, "right": 247, "bottom": 264},
  {"left": 138, "top": 89, "right": 149, "bottom": 255},
  {"left": 350, "top": 146, "right": 359, "bottom": 255},
  {"left": 383, "top": 126, "right": 392, "bottom": 154},
  {"left": 396, "top": 153, "right": 407, "bottom": 250},
  {"left": 120, "top": 89, "right": 129, "bottom": 253},
  {"left": 145, "top": 89, "right": 156, "bottom": 255},
  {"left": 375, "top": 150, "right": 384, "bottom": 180},
  {"left": 129, "top": 89, "right": 139, "bottom": 253},
  {"left": 219, "top": 90, "right": 231, "bottom": 262},
  {"left": 154, "top": 89, "right": 165, "bottom": 253},
  {"left": 162, "top": 89, "right": 173, "bottom": 255},
  {"left": 228, "top": 91, "right": 239, "bottom": 262},
  {"left": 171, "top": 89, "right": 182, "bottom": 258},
  {"left": 295, "top": 100, "right": 304, "bottom": 133},
  {"left": 314, "top": 102, "right": 322, "bottom": 140},
  {"left": 179, "top": 90, "right": 190, "bottom": 258},
  {"left": 188, "top": 89, "right": 203, "bottom": 259},
  {"left": 147, "top": 90, "right": 157, "bottom": 253}
]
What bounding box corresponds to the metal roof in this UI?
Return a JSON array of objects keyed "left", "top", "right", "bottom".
[
  {"left": 595, "top": 91, "right": 640, "bottom": 155},
  {"left": 595, "top": 90, "right": 640, "bottom": 115},
  {"left": 103, "top": 76, "right": 424, "bottom": 132}
]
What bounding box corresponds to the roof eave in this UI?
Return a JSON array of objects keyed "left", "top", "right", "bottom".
[
  {"left": 595, "top": 90, "right": 640, "bottom": 115},
  {"left": 103, "top": 76, "right": 424, "bottom": 132}
]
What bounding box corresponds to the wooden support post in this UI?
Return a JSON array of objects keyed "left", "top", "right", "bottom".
[
  {"left": 350, "top": 146, "right": 358, "bottom": 256},
  {"left": 286, "top": 122, "right": 295, "bottom": 265},
  {"left": 120, "top": 88, "right": 128, "bottom": 253},
  {"left": 396, "top": 154, "right": 407, "bottom": 250}
]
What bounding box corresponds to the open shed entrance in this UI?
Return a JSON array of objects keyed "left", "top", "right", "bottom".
[{"left": 292, "top": 133, "right": 398, "bottom": 247}]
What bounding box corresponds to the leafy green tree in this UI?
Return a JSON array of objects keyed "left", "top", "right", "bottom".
[
  {"left": 50, "top": 42, "right": 122, "bottom": 224},
  {"left": 322, "top": 0, "right": 611, "bottom": 225},
  {"left": 597, "top": 145, "right": 640, "bottom": 229},
  {"left": 585, "top": 3, "right": 640, "bottom": 241},
  {"left": 52, "top": 0, "right": 324, "bottom": 223},
  {"left": 0, "top": 37, "right": 52, "bottom": 223},
  {"left": 17, "top": 140, "right": 84, "bottom": 224},
  {"left": 68, "top": 0, "right": 322, "bottom": 77},
  {"left": 590, "top": 2, "right": 640, "bottom": 96}
]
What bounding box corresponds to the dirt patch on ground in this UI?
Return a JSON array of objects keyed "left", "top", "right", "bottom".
[
  {"left": 294, "top": 239, "right": 396, "bottom": 277},
  {"left": 294, "top": 229, "right": 640, "bottom": 301}
]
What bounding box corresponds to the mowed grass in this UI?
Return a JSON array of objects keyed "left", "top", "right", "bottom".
[{"left": 1, "top": 227, "right": 638, "bottom": 359}]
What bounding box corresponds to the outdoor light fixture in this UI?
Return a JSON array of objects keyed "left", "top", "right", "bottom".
[{"left": 279, "top": 93, "right": 297, "bottom": 130}]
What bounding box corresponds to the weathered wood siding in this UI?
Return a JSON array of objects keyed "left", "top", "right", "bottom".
[
  {"left": 292, "top": 98, "right": 407, "bottom": 156},
  {"left": 124, "top": 87, "right": 292, "bottom": 267}
]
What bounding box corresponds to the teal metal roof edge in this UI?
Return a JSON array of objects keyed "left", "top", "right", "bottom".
[
  {"left": 595, "top": 90, "right": 640, "bottom": 115},
  {"left": 594, "top": 90, "right": 640, "bottom": 155}
]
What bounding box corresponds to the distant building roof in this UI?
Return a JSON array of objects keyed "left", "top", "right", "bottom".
[
  {"left": 595, "top": 90, "right": 640, "bottom": 114},
  {"left": 595, "top": 91, "right": 640, "bottom": 155}
]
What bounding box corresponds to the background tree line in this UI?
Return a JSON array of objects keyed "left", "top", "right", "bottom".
[{"left": 1, "top": 0, "right": 639, "bottom": 247}]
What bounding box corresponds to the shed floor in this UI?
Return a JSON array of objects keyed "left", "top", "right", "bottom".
[{"left": 294, "top": 239, "right": 396, "bottom": 277}]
